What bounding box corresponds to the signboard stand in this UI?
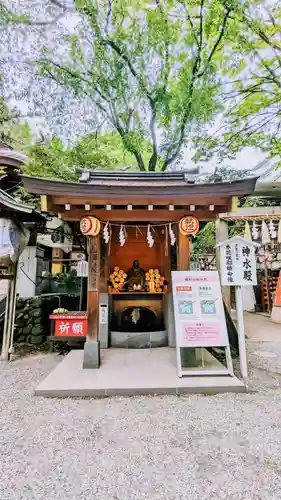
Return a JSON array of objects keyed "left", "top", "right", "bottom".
[
  {"left": 216, "top": 235, "right": 259, "bottom": 379},
  {"left": 271, "top": 271, "right": 281, "bottom": 323},
  {"left": 175, "top": 345, "right": 233, "bottom": 378},
  {"left": 172, "top": 270, "right": 233, "bottom": 378},
  {"left": 235, "top": 286, "right": 247, "bottom": 378}
]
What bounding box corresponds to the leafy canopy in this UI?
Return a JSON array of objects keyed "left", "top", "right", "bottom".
[
  {"left": 0, "top": 94, "right": 32, "bottom": 150},
  {"left": 24, "top": 132, "right": 152, "bottom": 180},
  {"left": 0, "top": 3, "right": 31, "bottom": 149},
  {"left": 194, "top": 2, "right": 281, "bottom": 165},
  {"left": 38, "top": 0, "right": 243, "bottom": 171}
]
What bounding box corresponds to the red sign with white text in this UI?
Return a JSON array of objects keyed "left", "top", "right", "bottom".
[{"left": 50, "top": 314, "right": 87, "bottom": 337}]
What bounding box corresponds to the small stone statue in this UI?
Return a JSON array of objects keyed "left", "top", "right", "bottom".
[{"left": 125, "top": 260, "right": 145, "bottom": 291}]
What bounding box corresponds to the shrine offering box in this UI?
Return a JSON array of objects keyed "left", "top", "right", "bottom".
[{"left": 49, "top": 312, "right": 87, "bottom": 339}]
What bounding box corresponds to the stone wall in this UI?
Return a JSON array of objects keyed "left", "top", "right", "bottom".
[{"left": 14, "top": 297, "right": 45, "bottom": 345}]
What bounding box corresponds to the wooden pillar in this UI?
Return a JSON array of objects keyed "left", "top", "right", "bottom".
[
  {"left": 177, "top": 231, "right": 195, "bottom": 368},
  {"left": 40, "top": 195, "right": 48, "bottom": 211},
  {"left": 52, "top": 248, "right": 63, "bottom": 275},
  {"left": 231, "top": 196, "right": 239, "bottom": 212},
  {"left": 178, "top": 232, "right": 190, "bottom": 271},
  {"left": 87, "top": 234, "right": 100, "bottom": 340}
]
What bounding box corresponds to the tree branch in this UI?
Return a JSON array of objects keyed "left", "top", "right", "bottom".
[
  {"left": 178, "top": 1, "right": 200, "bottom": 48},
  {"left": 163, "top": 0, "right": 205, "bottom": 168},
  {"left": 254, "top": 50, "right": 281, "bottom": 89},
  {"left": 41, "top": 59, "right": 147, "bottom": 171},
  {"left": 197, "top": 8, "right": 231, "bottom": 78},
  {"left": 148, "top": 101, "right": 158, "bottom": 171},
  {"left": 102, "top": 36, "right": 161, "bottom": 170},
  {"left": 49, "top": 0, "right": 68, "bottom": 9},
  {"left": 154, "top": 0, "right": 170, "bottom": 92},
  {"left": 103, "top": 39, "right": 152, "bottom": 99},
  {"left": 242, "top": 13, "right": 281, "bottom": 54},
  {"left": 104, "top": 0, "right": 113, "bottom": 36},
  {"left": 41, "top": 65, "right": 110, "bottom": 119},
  {"left": 105, "top": 98, "right": 146, "bottom": 171}
]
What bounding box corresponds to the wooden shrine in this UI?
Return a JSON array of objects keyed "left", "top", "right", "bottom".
[{"left": 23, "top": 170, "right": 258, "bottom": 368}]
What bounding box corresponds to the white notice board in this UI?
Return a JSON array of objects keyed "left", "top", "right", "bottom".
[
  {"left": 77, "top": 260, "right": 88, "bottom": 278},
  {"left": 171, "top": 270, "right": 233, "bottom": 377},
  {"left": 218, "top": 236, "right": 257, "bottom": 287}
]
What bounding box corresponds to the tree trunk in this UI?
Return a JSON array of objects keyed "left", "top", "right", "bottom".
[{"left": 148, "top": 151, "right": 158, "bottom": 171}]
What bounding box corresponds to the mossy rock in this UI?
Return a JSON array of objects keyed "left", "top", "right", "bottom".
[
  {"left": 31, "top": 297, "right": 42, "bottom": 307},
  {"left": 23, "top": 325, "right": 32, "bottom": 335},
  {"left": 15, "top": 318, "right": 26, "bottom": 327},
  {"left": 31, "top": 325, "right": 43, "bottom": 335},
  {"left": 16, "top": 299, "right": 25, "bottom": 309},
  {"left": 17, "top": 335, "right": 27, "bottom": 343},
  {"left": 30, "top": 335, "right": 44, "bottom": 345},
  {"left": 30, "top": 309, "right": 41, "bottom": 318}
]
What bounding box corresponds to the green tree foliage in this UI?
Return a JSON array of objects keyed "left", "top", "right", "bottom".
[
  {"left": 194, "top": 2, "right": 281, "bottom": 164},
  {"left": 0, "top": 3, "right": 31, "bottom": 149},
  {"left": 38, "top": 0, "right": 242, "bottom": 171},
  {"left": 192, "top": 166, "right": 262, "bottom": 256},
  {"left": 24, "top": 137, "right": 75, "bottom": 180},
  {"left": 0, "top": 95, "right": 12, "bottom": 145},
  {"left": 0, "top": 2, "right": 28, "bottom": 24},
  {"left": 0, "top": 92, "right": 32, "bottom": 150},
  {"left": 205, "top": 166, "right": 252, "bottom": 182},
  {"left": 24, "top": 132, "right": 152, "bottom": 180},
  {"left": 192, "top": 221, "right": 216, "bottom": 256},
  {"left": 69, "top": 133, "right": 153, "bottom": 171}
]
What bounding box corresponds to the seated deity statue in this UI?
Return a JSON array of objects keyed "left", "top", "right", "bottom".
[{"left": 125, "top": 260, "right": 145, "bottom": 290}]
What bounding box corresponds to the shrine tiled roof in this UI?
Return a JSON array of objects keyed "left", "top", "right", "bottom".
[
  {"left": 22, "top": 171, "right": 259, "bottom": 201},
  {"left": 0, "top": 189, "right": 45, "bottom": 224}
]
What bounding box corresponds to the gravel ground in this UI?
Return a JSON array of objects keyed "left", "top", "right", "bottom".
[{"left": 1, "top": 342, "right": 281, "bottom": 500}]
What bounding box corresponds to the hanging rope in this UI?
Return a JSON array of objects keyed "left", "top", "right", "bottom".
[{"left": 98, "top": 220, "right": 179, "bottom": 228}]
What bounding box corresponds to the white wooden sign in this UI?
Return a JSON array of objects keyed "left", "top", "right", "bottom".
[
  {"left": 217, "top": 236, "right": 258, "bottom": 287},
  {"left": 171, "top": 270, "right": 233, "bottom": 377},
  {"left": 216, "top": 236, "right": 259, "bottom": 379},
  {"left": 99, "top": 305, "right": 108, "bottom": 325},
  {"left": 77, "top": 260, "right": 88, "bottom": 278}
]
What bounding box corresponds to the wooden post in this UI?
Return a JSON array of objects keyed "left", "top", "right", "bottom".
[
  {"left": 52, "top": 248, "right": 63, "bottom": 275},
  {"left": 83, "top": 234, "right": 101, "bottom": 368},
  {"left": 177, "top": 231, "right": 195, "bottom": 367},
  {"left": 40, "top": 195, "right": 48, "bottom": 211},
  {"left": 231, "top": 196, "right": 239, "bottom": 212},
  {"left": 178, "top": 232, "right": 190, "bottom": 271},
  {"left": 235, "top": 286, "right": 248, "bottom": 378},
  {"left": 87, "top": 235, "right": 100, "bottom": 340},
  {"left": 216, "top": 218, "right": 231, "bottom": 312}
]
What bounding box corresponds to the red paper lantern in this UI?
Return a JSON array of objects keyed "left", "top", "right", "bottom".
[
  {"left": 179, "top": 216, "right": 199, "bottom": 236},
  {"left": 80, "top": 216, "right": 101, "bottom": 236}
]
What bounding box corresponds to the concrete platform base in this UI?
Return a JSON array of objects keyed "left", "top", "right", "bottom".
[
  {"left": 35, "top": 348, "right": 245, "bottom": 398},
  {"left": 271, "top": 306, "right": 281, "bottom": 324}
]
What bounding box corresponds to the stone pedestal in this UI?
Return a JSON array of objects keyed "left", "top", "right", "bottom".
[
  {"left": 180, "top": 348, "right": 197, "bottom": 368},
  {"left": 83, "top": 340, "right": 100, "bottom": 369},
  {"left": 110, "top": 330, "right": 167, "bottom": 348},
  {"left": 164, "top": 293, "right": 176, "bottom": 347}
]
